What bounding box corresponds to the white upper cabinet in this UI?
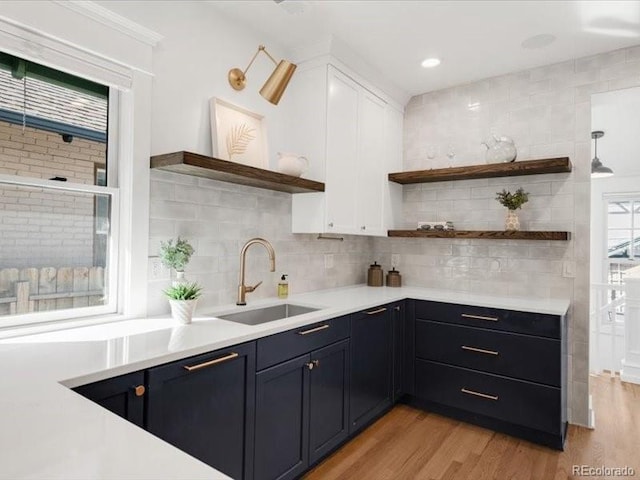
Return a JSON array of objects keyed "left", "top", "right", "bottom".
[
  {"left": 325, "top": 68, "right": 360, "bottom": 234},
  {"left": 291, "top": 62, "right": 403, "bottom": 236}
]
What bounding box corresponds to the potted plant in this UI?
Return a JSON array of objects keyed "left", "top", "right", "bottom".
[
  {"left": 495, "top": 188, "right": 529, "bottom": 231},
  {"left": 159, "top": 237, "right": 194, "bottom": 284},
  {"left": 164, "top": 281, "right": 202, "bottom": 324}
]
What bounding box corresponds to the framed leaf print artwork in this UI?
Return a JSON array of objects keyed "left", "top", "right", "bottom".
[{"left": 210, "top": 98, "right": 268, "bottom": 169}]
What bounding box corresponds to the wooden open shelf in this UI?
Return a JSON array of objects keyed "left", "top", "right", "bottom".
[
  {"left": 150, "top": 151, "right": 325, "bottom": 194},
  {"left": 388, "top": 230, "right": 571, "bottom": 241},
  {"left": 388, "top": 157, "right": 572, "bottom": 184}
]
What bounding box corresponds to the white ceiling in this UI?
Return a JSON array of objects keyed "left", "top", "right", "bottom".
[{"left": 209, "top": 0, "right": 640, "bottom": 98}]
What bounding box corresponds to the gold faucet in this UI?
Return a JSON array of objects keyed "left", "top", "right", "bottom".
[{"left": 237, "top": 238, "right": 276, "bottom": 305}]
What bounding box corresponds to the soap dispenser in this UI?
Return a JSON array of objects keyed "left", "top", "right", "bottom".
[{"left": 278, "top": 274, "right": 289, "bottom": 299}]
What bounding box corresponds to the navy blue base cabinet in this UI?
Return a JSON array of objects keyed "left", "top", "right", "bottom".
[
  {"left": 309, "top": 339, "right": 350, "bottom": 464},
  {"left": 73, "top": 297, "right": 567, "bottom": 480},
  {"left": 349, "top": 305, "right": 393, "bottom": 434},
  {"left": 254, "top": 338, "right": 350, "bottom": 480},
  {"left": 146, "top": 342, "right": 256, "bottom": 480},
  {"left": 407, "top": 300, "right": 567, "bottom": 450},
  {"left": 74, "top": 371, "right": 145, "bottom": 427},
  {"left": 391, "top": 301, "right": 405, "bottom": 402}
]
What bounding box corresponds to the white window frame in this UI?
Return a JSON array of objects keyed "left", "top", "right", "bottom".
[
  {"left": 604, "top": 194, "right": 640, "bottom": 277},
  {"left": 601, "top": 193, "right": 640, "bottom": 326},
  {"left": 0, "top": 13, "right": 152, "bottom": 338},
  {"left": 0, "top": 173, "right": 120, "bottom": 326}
]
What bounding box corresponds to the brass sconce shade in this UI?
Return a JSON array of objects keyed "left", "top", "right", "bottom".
[{"left": 228, "top": 45, "right": 297, "bottom": 105}]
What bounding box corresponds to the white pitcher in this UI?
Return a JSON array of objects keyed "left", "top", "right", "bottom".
[{"left": 277, "top": 152, "right": 309, "bottom": 177}]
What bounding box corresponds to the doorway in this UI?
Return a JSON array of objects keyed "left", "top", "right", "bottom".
[{"left": 590, "top": 87, "right": 640, "bottom": 378}]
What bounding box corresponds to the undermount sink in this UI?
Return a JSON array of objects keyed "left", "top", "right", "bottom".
[{"left": 218, "top": 304, "right": 320, "bottom": 326}]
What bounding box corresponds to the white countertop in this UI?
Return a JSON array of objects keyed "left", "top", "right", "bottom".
[{"left": 0, "top": 285, "right": 569, "bottom": 480}]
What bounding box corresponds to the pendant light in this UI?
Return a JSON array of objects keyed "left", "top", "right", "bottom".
[{"left": 591, "top": 130, "right": 614, "bottom": 178}]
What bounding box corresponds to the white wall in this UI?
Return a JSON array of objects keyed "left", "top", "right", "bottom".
[
  {"left": 89, "top": 2, "right": 373, "bottom": 314},
  {"left": 97, "top": 1, "right": 299, "bottom": 170},
  {"left": 0, "top": 1, "right": 153, "bottom": 78},
  {"left": 592, "top": 87, "right": 640, "bottom": 177},
  {"left": 376, "top": 45, "right": 640, "bottom": 426}
]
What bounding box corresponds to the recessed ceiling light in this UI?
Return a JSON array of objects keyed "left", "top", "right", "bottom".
[
  {"left": 521, "top": 34, "right": 557, "bottom": 49},
  {"left": 421, "top": 57, "right": 441, "bottom": 68}
]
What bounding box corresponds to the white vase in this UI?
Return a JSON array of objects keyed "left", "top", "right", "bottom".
[
  {"left": 169, "top": 299, "right": 198, "bottom": 324},
  {"left": 172, "top": 270, "right": 187, "bottom": 287},
  {"left": 505, "top": 210, "right": 520, "bottom": 231}
]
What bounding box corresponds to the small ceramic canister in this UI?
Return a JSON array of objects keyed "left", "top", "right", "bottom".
[
  {"left": 386, "top": 267, "right": 402, "bottom": 287},
  {"left": 367, "top": 261, "right": 384, "bottom": 287}
]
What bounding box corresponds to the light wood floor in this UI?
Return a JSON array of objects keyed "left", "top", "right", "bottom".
[{"left": 305, "top": 375, "right": 640, "bottom": 480}]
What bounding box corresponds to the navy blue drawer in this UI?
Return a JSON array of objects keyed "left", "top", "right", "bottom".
[
  {"left": 257, "top": 315, "right": 350, "bottom": 371},
  {"left": 415, "top": 319, "right": 561, "bottom": 387},
  {"left": 414, "top": 300, "right": 562, "bottom": 339},
  {"left": 415, "top": 359, "right": 562, "bottom": 435}
]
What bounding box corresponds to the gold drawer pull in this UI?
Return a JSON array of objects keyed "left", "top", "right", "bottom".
[
  {"left": 461, "top": 345, "right": 499, "bottom": 356},
  {"left": 298, "top": 324, "right": 330, "bottom": 335},
  {"left": 134, "top": 385, "right": 145, "bottom": 397},
  {"left": 366, "top": 307, "right": 387, "bottom": 315},
  {"left": 183, "top": 352, "right": 239, "bottom": 371},
  {"left": 461, "top": 313, "right": 499, "bottom": 322},
  {"left": 461, "top": 387, "right": 499, "bottom": 401}
]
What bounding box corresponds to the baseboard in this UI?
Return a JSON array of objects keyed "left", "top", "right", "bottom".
[
  {"left": 403, "top": 396, "right": 567, "bottom": 451},
  {"left": 588, "top": 393, "right": 596, "bottom": 429}
]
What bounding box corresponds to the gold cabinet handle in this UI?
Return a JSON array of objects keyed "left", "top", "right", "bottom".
[
  {"left": 297, "top": 324, "right": 330, "bottom": 335},
  {"left": 365, "top": 307, "right": 387, "bottom": 315},
  {"left": 306, "top": 359, "right": 320, "bottom": 370},
  {"left": 461, "top": 387, "right": 498, "bottom": 401},
  {"left": 461, "top": 345, "right": 499, "bottom": 356},
  {"left": 134, "top": 385, "right": 145, "bottom": 397},
  {"left": 183, "top": 352, "right": 239, "bottom": 372},
  {"left": 461, "top": 313, "right": 499, "bottom": 322}
]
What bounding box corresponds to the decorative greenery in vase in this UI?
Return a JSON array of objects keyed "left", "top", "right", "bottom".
[
  {"left": 163, "top": 282, "right": 202, "bottom": 301},
  {"left": 159, "top": 237, "right": 194, "bottom": 272},
  {"left": 495, "top": 188, "right": 529, "bottom": 210}
]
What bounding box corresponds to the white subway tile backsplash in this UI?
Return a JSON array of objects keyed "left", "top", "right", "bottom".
[
  {"left": 599, "top": 59, "right": 640, "bottom": 81},
  {"left": 174, "top": 186, "right": 221, "bottom": 205},
  {"left": 607, "top": 75, "right": 640, "bottom": 91},
  {"left": 150, "top": 180, "right": 175, "bottom": 200},
  {"left": 149, "top": 200, "right": 198, "bottom": 219},
  {"left": 148, "top": 218, "right": 176, "bottom": 237},
  {"left": 575, "top": 50, "right": 626, "bottom": 73},
  {"left": 149, "top": 173, "right": 372, "bottom": 317}
]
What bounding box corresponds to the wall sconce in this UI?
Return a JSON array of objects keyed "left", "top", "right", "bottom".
[
  {"left": 591, "top": 130, "right": 614, "bottom": 178},
  {"left": 228, "top": 45, "right": 297, "bottom": 105}
]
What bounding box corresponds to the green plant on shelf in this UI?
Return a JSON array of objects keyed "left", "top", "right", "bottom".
[
  {"left": 495, "top": 188, "right": 529, "bottom": 210},
  {"left": 163, "top": 282, "right": 202, "bottom": 301}
]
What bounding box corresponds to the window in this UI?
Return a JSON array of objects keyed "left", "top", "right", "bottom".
[
  {"left": 606, "top": 198, "right": 640, "bottom": 280},
  {"left": 0, "top": 51, "right": 118, "bottom": 326},
  {"left": 603, "top": 197, "right": 640, "bottom": 323}
]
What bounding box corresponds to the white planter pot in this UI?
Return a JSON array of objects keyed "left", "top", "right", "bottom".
[{"left": 169, "top": 299, "right": 198, "bottom": 324}]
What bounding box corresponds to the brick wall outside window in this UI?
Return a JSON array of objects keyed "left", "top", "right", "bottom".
[{"left": 0, "top": 120, "right": 106, "bottom": 269}]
